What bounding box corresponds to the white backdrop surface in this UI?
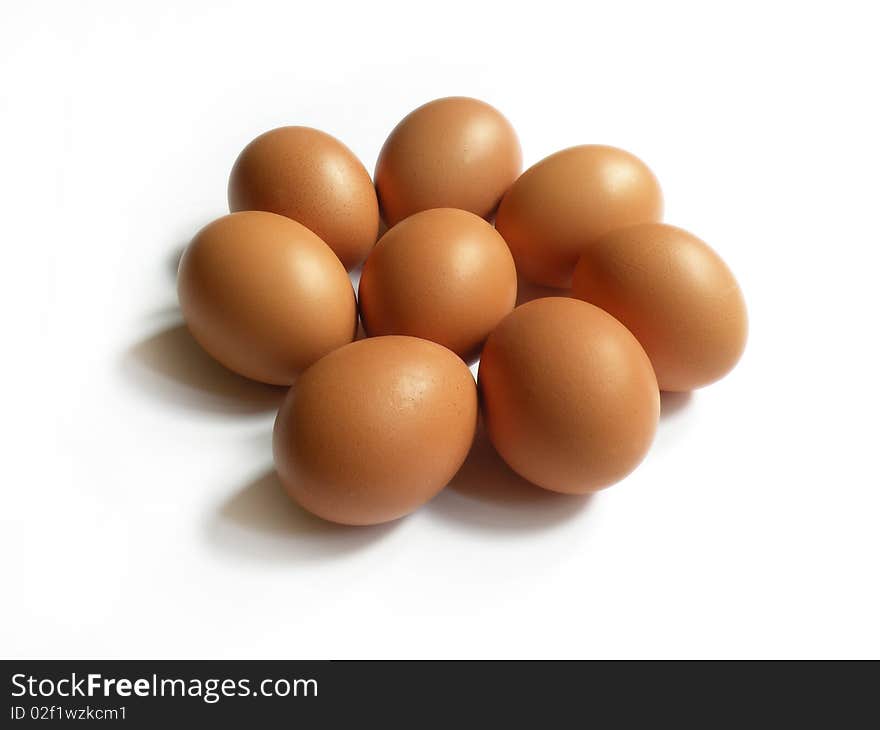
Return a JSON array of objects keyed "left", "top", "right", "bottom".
[{"left": 2, "top": 0, "right": 878, "bottom": 658}]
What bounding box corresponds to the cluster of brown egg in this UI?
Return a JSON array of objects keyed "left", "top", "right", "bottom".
[{"left": 178, "top": 96, "right": 747, "bottom": 526}]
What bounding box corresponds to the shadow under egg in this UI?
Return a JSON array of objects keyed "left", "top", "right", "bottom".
[
  {"left": 122, "top": 323, "right": 286, "bottom": 414},
  {"left": 204, "top": 469, "right": 399, "bottom": 562},
  {"left": 660, "top": 390, "right": 694, "bottom": 420},
  {"left": 427, "top": 421, "right": 592, "bottom": 532}
]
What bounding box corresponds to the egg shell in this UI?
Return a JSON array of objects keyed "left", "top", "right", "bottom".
[
  {"left": 177, "top": 211, "right": 357, "bottom": 385},
  {"left": 495, "top": 145, "right": 663, "bottom": 288},
  {"left": 478, "top": 297, "right": 660, "bottom": 494},
  {"left": 358, "top": 208, "right": 517, "bottom": 360},
  {"left": 572, "top": 222, "right": 748, "bottom": 391},
  {"left": 228, "top": 126, "right": 379, "bottom": 270},
  {"left": 375, "top": 97, "right": 522, "bottom": 226},
  {"left": 273, "top": 336, "right": 478, "bottom": 525}
]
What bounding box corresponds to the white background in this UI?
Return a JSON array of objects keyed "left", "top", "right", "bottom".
[{"left": 2, "top": 0, "right": 878, "bottom": 659}]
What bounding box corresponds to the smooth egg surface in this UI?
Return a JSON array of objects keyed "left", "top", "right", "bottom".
[
  {"left": 273, "top": 336, "right": 478, "bottom": 525},
  {"left": 358, "top": 208, "right": 517, "bottom": 360},
  {"left": 228, "top": 126, "right": 379, "bottom": 269},
  {"left": 177, "top": 211, "right": 357, "bottom": 385},
  {"left": 478, "top": 297, "right": 660, "bottom": 494},
  {"left": 374, "top": 97, "right": 522, "bottom": 226}
]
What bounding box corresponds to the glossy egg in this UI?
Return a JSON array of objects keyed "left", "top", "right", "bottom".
[
  {"left": 478, "top": 297, "right": 660, "bottom": 494},
  {"left": 273, "top": 336, "right": 478, "bottom": 525},
  {"left": 572, "top": 223, "right": 748, "bottom": 391},
  {"left": 375, "top": 97, "right": 522, "bottom": 226},
  {"left": 178, "top": 211, "right": 356, "bottom": 385},
  {"left": 358, "top": 208, "right": 517, "bottom": 359},
  {"left": 495, "top": 145, "right": 663, "bottom": 288},
  {"left": 228, "top": 126, "right": 379, "bottom": 269}
]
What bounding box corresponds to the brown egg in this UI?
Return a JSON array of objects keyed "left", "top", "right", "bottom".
[
  {"left": 478, "top": 297, "right": 659, "bottom": 494},
  {"left": 228, "top": 126, "right": 379, "bottom": 269},
  {"left": 495, "top": 145, "right": 663, "bottom": 288},
  {"left": 178, "top": 211, "right": 356, "bottom": 385},
  {"left": 374, "top": 97, "right": 522, "bottom": 226},
  {"left": 572, "top": 223, "right": 748, "bottom": 391},
  {"left": 358, "top": 208, "right": 517, "bottom": 359},
  {"left": 273, "top": 336, "right": 478, "bottom": 525}
]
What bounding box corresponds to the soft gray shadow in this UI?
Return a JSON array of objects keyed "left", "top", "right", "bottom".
[
  {"left": 515, "top": 276, "right": 569, "bottom": 306},
  {"left": 205, "top": 470, "right": 397, "bottom": 562},
  {"left": 660, "top": 390, "right": 693, "bottom": 420},
  {"left": 123, "top": 324, "right": 285, "bottom": 414},
  {"left": 428, "top": 423, "right": 591, "bottom": 532}
]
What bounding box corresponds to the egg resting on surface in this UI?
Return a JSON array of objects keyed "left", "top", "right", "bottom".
[
  {"left": 374, "top": 97, "right": 522, "bottom": 226},
  {"left": 273, "top": 336, "right": 478, "bottom": 526},
  {"left": 495, "top": 145, "right": 663, "bottom": 288},
  {"left": 177, "top": 211, "right": 357, "bottom": 385},
  {"left": 478, "top": 297, "right": 660, "bottom": 494},
  {"left": 228, "top": 126, "right": 379, "bottom": 270},
  {"left": 358, "top": 208, "right": 517, "bottom": 360},
  {"left": 572, "top": 222, "right": 748, "bottom": 391}
]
